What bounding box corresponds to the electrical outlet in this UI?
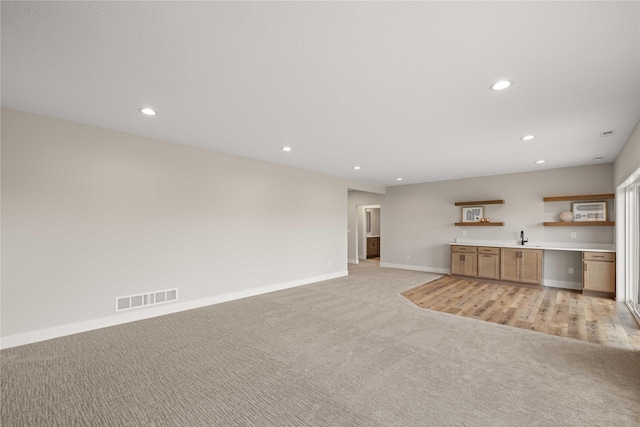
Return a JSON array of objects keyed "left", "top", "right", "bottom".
[
  {"left": 571, "top": 232, "right": 577, "bottom": 238},
  {"left": 406, "top": 254, "right": 411, "bottom": 260},
  {"left": 569, "top": 267, "right": 574, "bottom": 274},
  {"left": 329, "top": 261, "right": 332, "bottom": 267},
  {"left": 462, "top": 230, "right": 467, "bottom": 236}
]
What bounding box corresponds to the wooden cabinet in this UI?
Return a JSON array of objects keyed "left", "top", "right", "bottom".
[
  {"left": 366, "top": 237, "right": 380, "bottom": 258},
  {"left": 500, "top": 248, "right": 543, "bottom": 285},
  {"left": 583, "top": 252, "right": 615, "bottom": 293},
  {"left": 450, "top": 245, "right": 477, "bottom": 276},
  {"left": 477, "top": 247, "right": 500, "bottom": 279}
]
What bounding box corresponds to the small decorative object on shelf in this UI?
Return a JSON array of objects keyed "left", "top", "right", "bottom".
[
  {"left": 461, "top": 206, "right": 483, "bottom": 223},
  {"left": 485, "top": 218, "right": 490, "bottom": 223},
  {"left": 572, "top": 202, "right": 606, "bottom": 222},
  {"left": 559, "top": 211, "right": 574, "bottom": 222}
]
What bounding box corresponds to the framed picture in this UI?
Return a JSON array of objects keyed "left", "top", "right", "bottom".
[
  {"left": 461, "top": 206, "right": 484, "bottom": 223},
  {"left": 572, "top": 201, "right": 606, "bottom": 222}
]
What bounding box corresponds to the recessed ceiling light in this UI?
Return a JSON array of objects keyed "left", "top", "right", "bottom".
[
  {"left": 521, "top": 135, "right": 535, "bottom": 141},
  {"left": 353, "top": 166, "right": 361, "bottom": 170},
  {"left": 490, "top": 80, "right": 512, "bottom": 91},
  {"left": 281, "top": 146, "right": 292, "bottom": 152},
  {"left": 396, "top": 178, "right": 403, "bottom": 181},
  {"left": 535, "top": 160, "right": 546, "bottom": 164},
  {"left": 139, "top": 107, "right": 157, "bottom": 116}
]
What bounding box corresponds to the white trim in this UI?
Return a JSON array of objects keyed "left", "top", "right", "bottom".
[
  {"left": 616, "top": 165, "right": 640, "bottom": 304},
  {"left": 380, "top": 262, "right": 449, "bottom": 275},
  {"left": 0, "top": 271, "right": 348, "bottom": 350},
  {"left": 543, "top": 280, "right": 582, "bottom": 290},
  {"left": 616, "top": 186, "right": 626, "bottom": 301},
  {"left": 348, "top": 258, "right": 359, "bottom": 264}
]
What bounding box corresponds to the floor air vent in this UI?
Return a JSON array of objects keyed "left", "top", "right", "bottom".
[{"left": 116, "top": 289, "right": 178, "bottom": 312}]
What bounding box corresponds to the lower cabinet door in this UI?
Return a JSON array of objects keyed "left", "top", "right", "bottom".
[
  {"left": 462, "top": 253, "right": 477, "bottom": 276},
  {"left": 500, "top": 249, "right": 519, "bottom": 282},
  {"left": 451, "top": 253, "right": 464, "bottom": 275},
  {"left": 451, "top": 253, "right": 477, "bottom": 276},
  {"left": 583, "top": 261, "right": 615, "bottom": 293},
  {"left": 477, "top": 254, "right": 500, "bottom": 279},
  {"left": 500, "top": 248, "right": 542, "bottom": 284},
  {"left": 520, "top": 250, "right": 543, "bottom": 285}
]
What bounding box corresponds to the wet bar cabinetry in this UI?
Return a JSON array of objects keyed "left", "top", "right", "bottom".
[
  {"left": 500, "top": 248, "right": 543, "bottom": 285},
  {"left": 451, "top": 245, "right": 543, "bottom": 285},
  {"left": 450, "top": 245, "right": 501, "bottom": 279},
  {"left": 450, "top": 245, "right": 477, "bottom": 276},
  {"left": 583, "top": 252, "right": 616, "bottom": 294}
]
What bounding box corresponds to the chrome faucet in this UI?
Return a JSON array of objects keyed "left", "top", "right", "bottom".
[{"left": 520, "top": 230, "right": 528, "bottom": 246}]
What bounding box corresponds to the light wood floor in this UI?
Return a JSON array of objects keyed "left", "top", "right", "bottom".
[{"left": 402, "top": 275, "right": 640, "bottom": 351}]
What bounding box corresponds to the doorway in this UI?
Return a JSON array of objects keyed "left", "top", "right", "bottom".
[{"left": 357, "top": 205, "right": 381, "bottom": 261}]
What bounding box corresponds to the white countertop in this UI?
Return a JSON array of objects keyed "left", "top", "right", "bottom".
[{"left": 450, "top": 240, "right": 615, "bottom": 253}]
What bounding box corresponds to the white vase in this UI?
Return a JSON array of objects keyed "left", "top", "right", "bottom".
[{"left": 559, "top": 211, "right": 574, "bottom": 222}]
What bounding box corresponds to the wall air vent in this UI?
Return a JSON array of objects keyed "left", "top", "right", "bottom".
[
  {"left": 115, "top": 289, "right": 178, "bottom": 312},
  {"left": 599, "top": 130, "right": 614, "bottom": 137}
]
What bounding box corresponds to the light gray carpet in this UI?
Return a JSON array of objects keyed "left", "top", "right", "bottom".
[{"left": 2, "top": 260, "right": 639, "bottom": 426}]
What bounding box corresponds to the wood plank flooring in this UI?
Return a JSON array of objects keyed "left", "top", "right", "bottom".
[{"left": 402, "top": 275, "right": 640, "bottom": 351}]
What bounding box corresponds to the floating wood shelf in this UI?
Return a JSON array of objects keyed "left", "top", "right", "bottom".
[
  {"left": 455, "top": 200, "right": 505, "bottom": 206},
  {"left": 542, "top": 194, "right": 614, "bottom": 202},
  {"left": 455, "top": 222, "right": 505, "bottom": 227},
  {"left": 543, "top": 221, "right": 615, "bottom": 227}
]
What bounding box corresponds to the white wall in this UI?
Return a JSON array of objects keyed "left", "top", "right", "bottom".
[
  {"left": 381, "top": 164, "right": 615, "bottom": 278},
  {"left": 614, "top": 119, "right": 640, "bottom": 186},
  {"left": 1, "top": 109, "right": 369, "bottom": 346}
]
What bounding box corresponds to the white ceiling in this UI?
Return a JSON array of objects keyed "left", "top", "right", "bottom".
[{"left": 2, "top": 1, "right": 639, "bottom": 187}]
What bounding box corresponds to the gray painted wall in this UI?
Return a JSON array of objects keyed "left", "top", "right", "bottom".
[
  {"left": 1, "top": 109, "right": 363, "bottom": 339},
  {"left": 614, "top": 118, "right": 640, "bottom": 186}
]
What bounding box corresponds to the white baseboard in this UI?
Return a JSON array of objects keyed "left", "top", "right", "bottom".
[
  {"left": 379, "top": 262, "right": 449, "bottom": 275},
  {"left": 543, "top": 279, "right": 583, "bottom": 290},
  {"left": 0, "top": 270, "right": 348, "bottom": 350}
]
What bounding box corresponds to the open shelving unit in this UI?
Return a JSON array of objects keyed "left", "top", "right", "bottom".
[
  {"left": 454, "top": 199, "right": 504, "bottom": 226},
  {"left": 542, "top": 193, "right": 615, "bottom": 226}
]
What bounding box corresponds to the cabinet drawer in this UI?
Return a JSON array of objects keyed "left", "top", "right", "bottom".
[
  {"left": 584, "top": 252, "right": 615, "bottom": 262},
  {"left": 451, "top": 245, "right": 477, "bottom": 253},
  {"left": 478, "top": 247, "right": 500, "bottom": 255}
]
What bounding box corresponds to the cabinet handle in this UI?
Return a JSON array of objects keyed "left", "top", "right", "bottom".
[
  {"left": 584, "top": 263, "right": 587, "bottom": 271},
  {"left": 593, "top": 255, "right": 605, "bottom": 258}
]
